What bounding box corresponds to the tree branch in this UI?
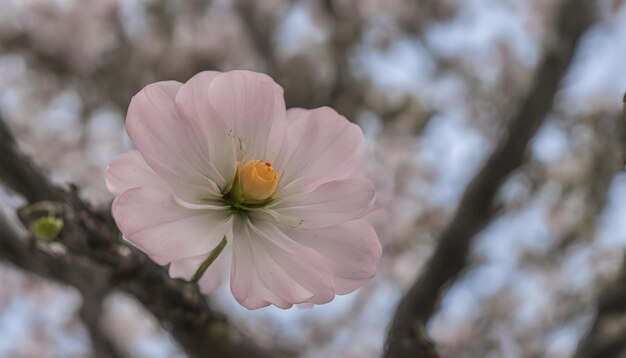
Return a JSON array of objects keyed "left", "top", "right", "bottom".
[
  {"left": 573, "top": 95, "right": 626, "bottom": 358},
  {"left": 0, "top": 120, "right": 60, "bottom": 203},
  {"left": 0, "top": 212, "right": 122, "bottom": 358},
  {"left": 574, "top": 260, "right": 626, "bottom": 358},
  {"left": 383, "top": 0, "right": 596, "bottom": 356},
  {"left": 0, "top": 119, "right": 288, "bottom": 358},
  {"left": 79, "top": 290, "right": 125, "bottom": 358}
]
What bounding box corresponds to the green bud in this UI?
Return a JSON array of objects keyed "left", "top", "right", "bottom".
[
  {"left": 29, "top": 216, "right": 64, "bottom": 241},
  {"left": 18, "top": 201, "right": 65, "bottom": 241}
]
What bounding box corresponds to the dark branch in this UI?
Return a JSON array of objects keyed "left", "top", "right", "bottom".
[
  {"left": 0, "top": 119, "right": 287, "bottom": 358},
  {"left": 79, "top": 290, "right": 124, "bottom": 358},
  {"left": 576, "top": 331, "right": 626, "bottom": 358},
  {"left": 0, "top": 212, "right": 122, "bottom": 358},
  {"left": 574, "top": 260, "right": 626, "bottom": 358},
  {"left": 0, "top": 120, "right": 61, "bottom": 203},
  {"left": 574, "top": 258, "right": 626, "bottom": 358},
  {"left": 383, "top": 0, "right": 596, "bottom": 356},
  {"left": 574, "top": 97, "right": 626, "bottom": 358}
]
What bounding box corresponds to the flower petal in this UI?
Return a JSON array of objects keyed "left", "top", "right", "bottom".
[
  {"left": 268, "top": 178, "right": 376, "bottom": 229},
  {"left": 125, "top": 81, "right": 224, "bottom": 202},
  {"left": 284, "top": 220, "right": 382, "bottom": 295},
  {"left": 169, "top": 242, "right": 232, "bottom": 294},
  {"left": 229, "top": 233, "right": 276, "bottom": 310},
  {"left": 112, "top": 187, "right": 232, "bottom": 265},
  {"left": 175, "top": 71, "right": 237, "bottom": 188},
  {"left": 230, "top": 217, "right": 334, "bottom": 309},
  {"left": 174, "top": 71, "right": 222, "bottom": 123},
  {"left": 279, "top": 107, "right": 363, "bottom": 192},
  {"left": 105, "top": 150, "right": 170, "bottom": 196},
  {"left": 207, "top": 70, "right": 287, "bottom": 164}
]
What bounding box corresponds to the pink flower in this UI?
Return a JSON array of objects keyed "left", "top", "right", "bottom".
[{"left": 105, "top": 70, "right": 381, "bottom": 309}]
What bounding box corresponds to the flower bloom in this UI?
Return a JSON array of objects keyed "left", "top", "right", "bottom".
[{"left": 105, "top": 70, "right": 381, "bottom": 309}]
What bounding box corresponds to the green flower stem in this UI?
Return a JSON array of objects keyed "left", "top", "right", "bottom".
[{"left": 191, "top": 237, "right": 227, "bottom": 283}]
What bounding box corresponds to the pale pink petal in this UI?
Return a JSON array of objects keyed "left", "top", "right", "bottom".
[
  {"left": 125, "top": 81, "right": 224, "bottom": 202},
  {"left": 230, "top": 217, "right": 334, "bottom": 309},
  {"left": 175, "top": 71, "right": 237, "bottom": 188},
  {"left": 268, "top": 178, "right": 376, "bottom": 229},
  {"left": 174, "top": 71, "right": 222, "bottom": 123},
  {"left": 284, "top": 220, "right": 382, "bottom": 295},
  {"left": 230, "top": 238, "right": 283, "bottom": 309},
  {"left": 105, "top": 150, "right": 170, "bottom": 196},
  {"left": 169, "top": 243, "right": 232, "bottom": 294},
  {"left": 207, "top": 70, "right": 287, "bottom": 164},
  {"left": 251, "top": 220, "right": 335, "bottom": 304},
  {"left": 229, "top": 219, "right": 274, "bottom": 309},
  {"left": 279, "top": 107, "right": 363, "bottom": 193},
  {"left": 112, "top": 187, "right": 232, "bottom": 265}
]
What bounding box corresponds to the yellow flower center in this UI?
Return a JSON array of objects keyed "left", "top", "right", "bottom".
[{"left": 236, "top": 160, "right": 281, "bottom": 202}]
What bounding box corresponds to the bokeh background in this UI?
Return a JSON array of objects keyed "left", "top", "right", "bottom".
[{"left": 0, "top": 0, "right": 625, "bottom": 357}]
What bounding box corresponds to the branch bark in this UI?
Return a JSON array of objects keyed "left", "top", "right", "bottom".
[
  {"left": 574, "top": 261, "right": 626, "bottom": 358},
  {"left": 383, "top": 1, "right": 596, "bottom": 356},
  {"left": 573, "top": 95, "right": 626, "bottom": 358},
  {"left": 0, "top": 119, "right": 288, "bottom": 358},
  {"left": 0, "top": 213, "right": 122, "bottom": 358},
  {"left": 79, "top": 290, "right": 124, "bottom": 358}
]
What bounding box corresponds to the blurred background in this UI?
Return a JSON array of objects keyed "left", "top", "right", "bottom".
[{"left": 0, "top": 0, "right": 625, "bottom": 357}]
